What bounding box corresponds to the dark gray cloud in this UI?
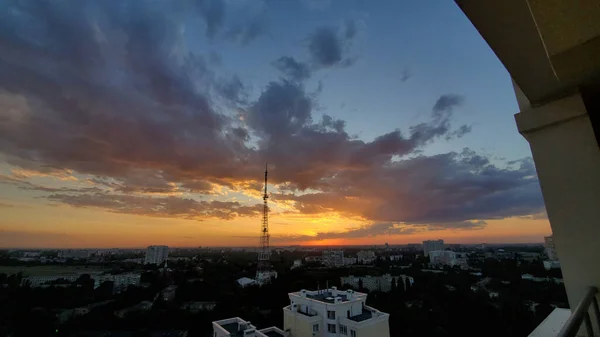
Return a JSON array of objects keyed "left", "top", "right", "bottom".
[
  {"left": 308, "top": 21, "right": 358, "bottom": 68},
  {"left": 226, "top": 13, "right": 268, "bottom": 46},
  {"left": 272, "top": 56, "right": 312, "bottom": 82},
  {"left": 433, "top": 94, "right": 465, "bottom": 116},
  {"left": 197, "top": 0, "right": 226, "bottom": 39},
  {"left": 47, "top": 193, "right": 262, "bottom": 220}
]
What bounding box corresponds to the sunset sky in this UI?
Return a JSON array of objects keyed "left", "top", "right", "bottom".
[{"left": 0, "top": 0, "right": 550, "bottom": 248}]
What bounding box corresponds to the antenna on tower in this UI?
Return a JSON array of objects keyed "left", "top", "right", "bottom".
[{"left": 256, "top": 162, "right": 274, "bottom": 284}]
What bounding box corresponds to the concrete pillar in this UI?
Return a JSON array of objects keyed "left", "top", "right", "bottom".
[{"left": 515, "top": 91, "right": 600, "bottom": 310}]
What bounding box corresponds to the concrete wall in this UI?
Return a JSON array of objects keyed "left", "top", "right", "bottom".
[
  {"left": 515, "top": 92, "right": 600, "bottom": 310},
  {"left": 284, "top": 308, "right": 318, "bottom": 337}
]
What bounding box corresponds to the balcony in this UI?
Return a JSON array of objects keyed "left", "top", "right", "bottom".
[
  {"left": 529, "top": 287, "right": 600, "bottom": 337},
  {"left": 340, "top": 306, "right": 389, "bottom": 327}
]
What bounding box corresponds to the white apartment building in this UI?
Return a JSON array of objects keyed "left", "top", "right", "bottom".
[
  {"left": 284, "top": 287, "right": 390, "bottom": 337},
  {"left": 423, "top": 240, "right": 445, "bottom": 257},
  {"left": 144, "top": 245, "right": 169, "bottom": 265},
  {"left": 341, "top": 274, "right": 414, "bottom": 292},
  {"left": 213, "top": 287, "right": 389, "bottom": 337},
  {"left": 356, "top": 251, "right": 376, "bottom": 264},
  {"left": 213, "top": 317, "right": 287, "bottom": 337},
  {"left": 322, "top": 250, "right": 345, "bottom": 268}
]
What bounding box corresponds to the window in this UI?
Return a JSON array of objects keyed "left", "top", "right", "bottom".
[
  {"left": 351, "top": 330, "right": 357, "bottom": 337},
  {"left": 327, "top": 310, "right": 336, "bottom": 319},
  {"left": 339, "top": 324, "right": 348, "bottom": 335},
  {"left": 313, "top": 324, "right": 319, "bottom": 332},
  {"left": 327, "top": 324, "right": 337, "bottom": 333}
]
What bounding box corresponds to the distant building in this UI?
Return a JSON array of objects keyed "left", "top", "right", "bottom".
[
  {"left": 429, "top": 250, "right": 468, "bottom": 268},
  {"left": 180, "top": 301, "right": 217, "bottom": 313},
  {"left": 305, "top": 256, "right": 322, "bottom": 263},
  {"left": 341, "top": 274, "right": 414, "bottom": 292},
  {"left": 357, "top": 250, "right": 376, "bottom": 264},
  {"left": 544, "top": 235, "right": 558, "bottom": 261},
  {"left": 344, "top": 257, "right": 358, "bottom": 265},
  {"left": 423, "top": 240, "right": 445, "bottom": 257},
  {"left": 322, "top": 250, "right": 345, "bottom": 268},
  {"left": 59, "top": 250, "right": 91, "bottom": 259},
  {"left": 389, "top": 255, "right": 403, "bottom": 261},
  {"left": 291, "top": 259, "right": 302, "bottom": 269},
  {"left": 144, "top": 245, "right": 169, "bottom": 265},
  {"left": 92, "top": 273, "right": 141, "bottom": 291},
  {"left": 237, "top": 277, "right": 256, "bottom": 288},
  {"left": 543, "top": 260, "right": 562, "bottom": 270}
]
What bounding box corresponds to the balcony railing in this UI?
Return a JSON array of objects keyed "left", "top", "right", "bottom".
[{"left": 557, "top": 287, "right": 600, "bottom": 337}]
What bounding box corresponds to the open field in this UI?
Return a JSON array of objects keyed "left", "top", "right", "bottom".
[{"left": 0, "top": 265, "right": 108, "bottom": 276}]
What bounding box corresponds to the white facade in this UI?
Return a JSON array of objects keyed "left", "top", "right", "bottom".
[
  {"left": 213, "top": 317, "right": 287, "bottom": 337},
  {"left": 341, "top": 274, "right": 414, "bottom": 292},
  {"left": 284, "top": 287, "right": 390, "bottom": 337},
  {"left": 144, "top": 245, "right": 169, "bottom": 265},
  {"left": 356, "top": 251, "right": 376, "bottom": 264},
  {"left": 428, "top": 250, "right": 467, "bottom": 268},
  {"left": 423, "top": 240, "right": 444, "bottom": 257},
  {"left": 322, "top": 250, "right": 345, "bottom": 268}
]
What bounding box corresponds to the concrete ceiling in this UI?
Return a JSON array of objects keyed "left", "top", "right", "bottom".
[{"left": 456, "top": 0, "right": 600, "bottom": 107}]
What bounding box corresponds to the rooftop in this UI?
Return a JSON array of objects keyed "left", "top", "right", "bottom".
[
  {"left": 306, "top": 291, "right": 348, "bottom": 303},
  {"left": 221, "top": 322, "right": 244, "bottom": 337},
  {"left": 347, "top": 308, "right": 373, "bottom": 322},
  {"left": 262, "top": 331, "right": 284, "bottom": 337}
]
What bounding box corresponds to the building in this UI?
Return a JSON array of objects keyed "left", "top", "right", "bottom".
[
  {"left": 356, "top": 250, "right": 376, "bottom": 264},
  {"left": 144, "top": 245, "right": 169, "bottom": 265},
  {"left": 544, "top": 236, "right": 558, "bottom": 261},
  {"left": 213, "top": 287, "right": 390, "bottom": 336},
  {"left": 22, "top": 275, "right": 79, "bottom": 287},
  {"left": 423, "top": 240, "right": 444, "bottom": 257},
  {"left": 213, "top": 317, "right": 287, "bottom": 337},
  {"left": 237, "top": 277, "right": 256, "bottom": 288},
  {"left": 428, "top": 250, "right": 466, "bottom": 268},
  {"left": 543, "top": 260, "right": 562, "bottom": 271},
  {"left": 92, "top": 273, "right": 141, "bottom": 290},
  {"left": 291, "top": 259, "right": 303, "bottom": 269},
  {"left": 322, "top": 250, "right": 345, "bottom": 268},
  {"left": 181, "top": 301, "right": 217, "bottom": 313},
  {"left": 341, "top": 274, "right": 414, "bottom": 292},
  {"left": 283, "top": 287, "right": 390, "bottom": 337},
  {"left": 343, "top": 257, "right": 357, "bottom": 265}
]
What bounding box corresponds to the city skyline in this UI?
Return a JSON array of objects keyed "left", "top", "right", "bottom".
[{"left": 0, "top": 0, "right": 550, "bottom": 248}]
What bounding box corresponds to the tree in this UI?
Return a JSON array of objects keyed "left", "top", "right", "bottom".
[
  {"left": 391, "top": 277, "right": 397, "bottom": 292},
  {"left": 358, "top": 278, "right": 364, "bottom": 292}
]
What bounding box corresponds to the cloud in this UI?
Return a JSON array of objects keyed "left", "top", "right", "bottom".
[
  {"left": 197, "top": 0, "right": 226, "bottom": 39},
  {"left": 0, "top": 0, "right": 545, "bottom": 236},
  {"left": 272, "top": 57, "right": 312, "bottom": 82},
  {"left": 400, "top": 69, "right": 412, "bottom": 83},
  {"left": 47, "top": 193, "right": 263, "bottom": 220},
  {"left": 226, "top": 12, "right": 268, "bottom": 46},
  {"left": 277, "top": 221, "right": 486, "bottom": 242},
  {"left": 307, "top": 20, "right": 358, "bottom": 68}
]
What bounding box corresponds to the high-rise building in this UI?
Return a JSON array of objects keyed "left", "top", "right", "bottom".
[
  {"left": 144, "top": 245, "right": 169, "bottom": 265},
  {"left": 213, "top": 287, "right": 390, "bottom": 337},
  {"left": 544, "top": 235, "right": 558, "bottom": 261},
  {"left": 423, "top": 239, "right": 445, "bottom": 257}
]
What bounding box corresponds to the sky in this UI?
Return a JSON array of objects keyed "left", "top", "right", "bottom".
[{"left": 0, "top": 0, "right": 551, "bottom": 248}]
